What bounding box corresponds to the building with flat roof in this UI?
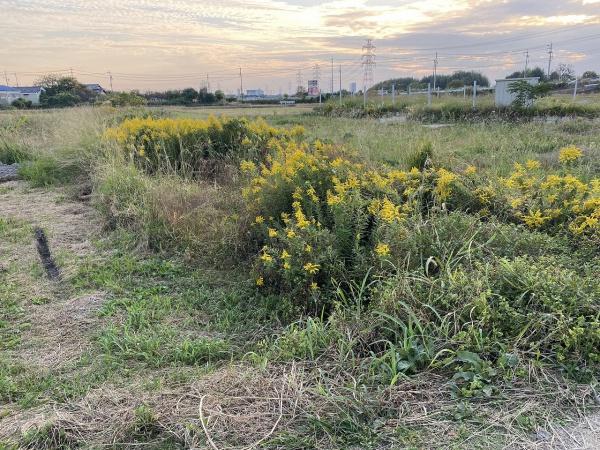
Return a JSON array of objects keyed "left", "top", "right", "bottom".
[{"left": 0, "top": 85, "right": 44, "bottom": 105}]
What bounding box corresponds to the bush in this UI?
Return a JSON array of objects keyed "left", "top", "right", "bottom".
[
  {"left": 11, "top": 98, "right": 33, "bottom": 109},
  {"left": 104, "top": 116, "right": 304, "bottom": 178}
]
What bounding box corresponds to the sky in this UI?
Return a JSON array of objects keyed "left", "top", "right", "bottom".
[{"left": 1, "top": 0, "right": 599, "bottom": 93}]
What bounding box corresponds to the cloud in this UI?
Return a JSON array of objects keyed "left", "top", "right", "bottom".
[{"left": 0, "top": 0, "right": 598, "bottom": 91}]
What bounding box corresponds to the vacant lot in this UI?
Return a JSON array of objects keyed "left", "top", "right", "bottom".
[{"left": 0, "top": 103, "right": 599, "bottom": 449}]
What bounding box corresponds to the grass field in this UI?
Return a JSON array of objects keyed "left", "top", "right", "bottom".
[{"left": 1, "top": 103, "right": 599, "bottom": 448}]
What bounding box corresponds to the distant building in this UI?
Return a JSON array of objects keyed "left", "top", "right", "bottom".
[
  {"left": 307, "top": 79, "right": 319, "bottom": 97},
  {"left": 495, "top": 77, "right": 539, "bottom": 107},
  {"left": 0, "top": 85, "right": 44, "bottom": 105},
  {"left": 246, "top": 89, "right": 265, "bottom": 97},
  {"left": 84, "top": 84, "right": 107, "bottom": 95},
  {"left": 350, "top": 82, "right": 357, "bottom": 94}
]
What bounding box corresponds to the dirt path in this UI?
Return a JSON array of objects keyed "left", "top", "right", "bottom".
[
  {"left": 0, "top": 180, "right": 103, "bottom": 367},
  {"left": 0, "top": 180, "right": 107, "bottom": 442}
]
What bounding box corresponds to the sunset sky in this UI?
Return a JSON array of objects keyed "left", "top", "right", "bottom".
[{"left": 1, "top": 0, "right": 599, "bottom": 93}]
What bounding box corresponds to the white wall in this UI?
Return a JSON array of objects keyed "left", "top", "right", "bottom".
[
  {"left": 495, "top": 78, "right": 539, "bottom": 107},
  {"left": 0, "top": 91, "right": 41, "bottom": 106}
]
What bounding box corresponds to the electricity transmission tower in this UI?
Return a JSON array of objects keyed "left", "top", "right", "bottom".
[
  {"left": 296, "top": 70, "right": 303, "bottom": 95},
  {"left": 362, "top": 39, "right": 376, "bottom": 106},
  {"left": 523, "top": 50, "right": 529, "bottom": 77}
]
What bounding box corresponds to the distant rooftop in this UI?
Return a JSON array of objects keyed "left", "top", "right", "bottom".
[{"left": 0, "top": 85, "right": 43, "bottom": 93}]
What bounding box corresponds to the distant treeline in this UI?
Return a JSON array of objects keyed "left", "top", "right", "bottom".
[
  {"left": 372, "top": 66, "right": 599, "bottom": 94},
  {"left": 143, "top": 87, "right": 225, "bottom": 105},
  {"left": 370, "top": 71, "right": 491, "bottom": 92}
]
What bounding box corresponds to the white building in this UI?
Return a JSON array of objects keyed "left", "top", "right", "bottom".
[
  {"left": 495, "top": 77, "right": 539, "bottom": 107},
  {"left": 84, "top": 84, "right": 107, "bottom": 95},
  {"left": 350, "top": 82, "right": 357, "bottom": 94},
  {"left": 245, "top": 89, "right": 264, "bottom": 97},
  {"left": 0, "top": 85, "right": 44, "bottom": 106}
]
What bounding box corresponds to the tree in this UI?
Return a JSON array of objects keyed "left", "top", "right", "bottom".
[
  {"left": 557, "top": 64, "right": 575, "bottom": 82},
  {"left": 197, "top": 88, "right": 216, "bottom": 104},
  {"left": 506, "top": 67, "right": 547, "bottom": 81},
  {"left": 508, "top": 80, "right": 551, "bottom": 109},
  {"left": 214, "top": 90, "right": 225, "bottom": 102},
  {"left": 582, "top": 71, "right": 598, "bottom": 79},
  {"left": 35, "top": 74, "right": 95, "bottom": 107},
  {"left": 102, "top": 91, "right": 147, "bottom": 107},
  {"left": 181, "top": 87, "right": 198, "bottom": 104}
]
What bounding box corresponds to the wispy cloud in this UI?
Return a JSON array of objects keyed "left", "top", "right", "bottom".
[{"left": 0, "top": 0, "right": 598, "bottom": 91}]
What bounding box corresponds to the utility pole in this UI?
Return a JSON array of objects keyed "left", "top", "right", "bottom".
[
  {"left": 573, "top": 76, "right": 578, "bottom": 99},
  {"left": 472, "top": 80, "right": 477, "bottom": 108},
  {"left": 433, "top": 51, "right": 438, "bottom": 92},
  {"left": 427, "top": 83, "right": 431, "bottom": 106},
  {"left": 239, "top": 67, "right": 243, "bottom": 101},
  {"left": 13, "top": 73, "right": 19, "bottom": 87},
  {"left": 331, "top": 57, "right": 334, "bottom": 95},
  {"left": 523, "top": 50, "right": 529, "bottom": 78},
  {"left": 206, "top": 74, "right": 210, "bottom": 92},
  {"left": 3, "top": 71, "right": 8, "bottom": 85},
  {"left": 392, "top": 83, "right": 395, "bottom": 106},
  {"left": 339, "top": 65, "right": 342, "bottom": 105},
  {"left": 361, "top": 39, "right": 376, "bottom": 107},
  {"left": 547, "top": 43, "right": 553, "bottom": 78},
  {"left": 107, "top": 71, "right": 113, "bottom": 92}
]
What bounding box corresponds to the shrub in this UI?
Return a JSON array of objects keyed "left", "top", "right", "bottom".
[
  {"left": 498, "top": 158, "right": 599, "bottom": 239},
  {"left": 104, "top": 115, "right": 304, "bottom": 178},
  {"left": 242, "top": 139, "right": 473, "bottom": 312}
]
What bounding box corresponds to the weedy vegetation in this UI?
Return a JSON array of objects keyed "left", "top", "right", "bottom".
[{"left": 0, "top": 102, "right": 599, "bottom": 448}]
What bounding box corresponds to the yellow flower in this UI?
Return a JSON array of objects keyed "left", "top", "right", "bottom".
[
  {"left": 256, "top": 276, "right": 264, "bottom": 286},
  {"left": 281, "top": 249, "right": 290, "bottom": 259},
  {"left": 435, "top": 168, "right": 458, "bottom": 201},
  {"left": 464, "top": 165, "right": 477, "bottom": 175},
  {"left": 283, "top": 261, "right": 291, "bottom": 270},
  {"left": 375, "top": 243, "right": 390, "bottom": 257},
  {"left": 304, "top": 244, "right": 312, "bottom": 253},
  {"left": 268, "top": 228, "right": 278, "bottom": 238},
  {"left": 286, "top": 229, "right": 296, "bottom": 238},
  {"left": 379, "top": 198, "right": 403, "bottom": 223},
  {"left": 260, "top": 250, "right": 273, "bottom": 263},
  {"left": 525, "top": 159, "right": 541, "bottom": 170},
  {"left": 559, "top": 145, "right": 583, "bottom": 164},
  {"left": 241, "top": 137, "right": 252, "bottom": 146},
  {"left": 240, "top": 160, "right": 256, "bottom": 172},
  {"left": 521, "top": 209, "right": 550, "bottom": 228},
  {"left": 255, "top": 216, "right": 265, "bottom": 224},
  {"left": 303, "top": 262, "right": 320, "bottom": 274},
  {"left": 310, "top": 282, "right": 319, "bottom": 291}
]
